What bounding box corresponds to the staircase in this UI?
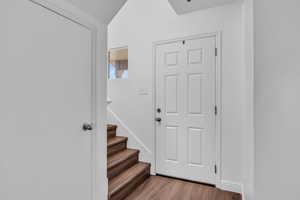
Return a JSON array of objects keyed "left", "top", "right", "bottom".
[{"left": 107, "top": 125, "right": 151, "bottom": 200}]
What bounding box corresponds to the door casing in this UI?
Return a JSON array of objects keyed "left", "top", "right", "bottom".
[{"left": 152, "top": 32, "right": 222, "bottom": 188}]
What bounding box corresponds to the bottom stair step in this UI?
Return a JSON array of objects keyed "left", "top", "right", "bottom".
[{"left": 108, "top": 162, "right": 150, "bottom": 200}]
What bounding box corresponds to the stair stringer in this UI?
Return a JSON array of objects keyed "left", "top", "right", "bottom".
[{"left": 107, "top": 107, "right": 155, "bottom": 174}]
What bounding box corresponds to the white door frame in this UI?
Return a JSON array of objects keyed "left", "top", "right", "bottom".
[
  {"left": 152, "top": 32, "right": 222, "bottom": 188},
  {"left": 27, "top": 0, "right": 106, "bottom": 199}
]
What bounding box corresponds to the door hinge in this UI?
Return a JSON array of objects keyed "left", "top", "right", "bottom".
[
  {"left": 215, "top": 48, "right": 218, "bottom": 56},
  {"left": 214, "top": 105, "right": 218, "bottom": 115},
  {"left": 214, "top": 165, "right": 217, "bottom": 174}
]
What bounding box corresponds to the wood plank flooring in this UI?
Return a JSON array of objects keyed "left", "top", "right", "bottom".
[{"left": 124, "top": 176, "right": 242, "bottom": 200}]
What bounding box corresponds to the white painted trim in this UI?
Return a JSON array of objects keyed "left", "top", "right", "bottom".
[
  {"left": 221, "top": 180, "right": 246, "bottom": 200},
  {"left": 152, "top": 32, "right": 222, "bottom": 187},
  {"left": 215, "top": 32, "right": 222, "bottom": 189},
  {"left": 152, "top": 38, "right": 158, "bottom": 175},
  {"left": 109, "top": 46, "right": 129, "bottom": 51},
  {"left": 27, "top": 1, "right": 106, "bottom": 200},
  {"left": 107, "top": 108, "right": 155, "bottom": 174},
  {"left": 241, "top": 1, "right": 255, "bottom": 200},
  {"left": 220, "top": 180, "right": 243, "bottom": 194},
  {"left": 241, "top": 183, "right": 246, "bottom": 200},
  {"left": 96, "top": 24, "right": 109, "bottom": 200},
  {"left": 107, "top": 108, "right": 153, "bottom": 154}
]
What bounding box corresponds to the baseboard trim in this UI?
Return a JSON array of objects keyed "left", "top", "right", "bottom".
[
  {"left": 220, "top": 180, "right": 243, "bottom": 194},
  {"left": 241, "top": 183, "right": 245, "bottom": 200}
]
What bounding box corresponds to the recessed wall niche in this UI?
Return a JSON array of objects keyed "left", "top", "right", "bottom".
[{"left": 108, "top": 48, "right": 128, "bottom": 80}]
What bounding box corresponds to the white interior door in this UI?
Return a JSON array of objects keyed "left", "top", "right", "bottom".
[
  {"left": 0, "top": 1, "right": 95, "bottom": 199},
  {"left": 156, "top": 36, "right": 217, "bottom": 184}
]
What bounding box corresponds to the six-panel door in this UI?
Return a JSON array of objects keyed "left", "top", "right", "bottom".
[{"left": 156, "top": 36, "right": 216, "bottom": 184}]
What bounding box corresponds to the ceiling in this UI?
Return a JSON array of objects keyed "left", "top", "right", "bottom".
[
  {"left": 65, "top": 0, "right": 242, "bottom": 24},
  {"left": 168, "top": 0, "right": 241, "bottom": 15},
  {"left": 66, "top": 0, "right": 128, "bottom": 24}
]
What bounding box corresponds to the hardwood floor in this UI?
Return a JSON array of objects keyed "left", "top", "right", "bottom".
[
  {"left": 107, "top": 124, "right": 241, "bottom": 200},
  {"left": 125, "top": 176, "right": 242, "bottom": 200}
]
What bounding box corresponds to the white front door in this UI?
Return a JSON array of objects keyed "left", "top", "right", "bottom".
[
  {"left": 155, "top": 36, "right": 217, "bottom": 184},
  {"left": 0, "top": 1, "right": 95, "bottom": 199}
]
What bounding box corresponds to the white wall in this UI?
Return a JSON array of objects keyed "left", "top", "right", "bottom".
[
  {"left": 254, "top": 0, "right": 300, "bottom": 199},
  {"left": 108, "top": 0, "right": 247, "bottom": 187}
]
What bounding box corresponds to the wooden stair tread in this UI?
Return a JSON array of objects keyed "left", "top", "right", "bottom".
[
  {"left": 108, "top": 136, "right": 128, "bottom": 147},
  {"left": 109, "top": 162, "right": 150, "bottom": 196},
  {"left": 106, "top": 124, "right": 151, "bottom": 199},
  {"left": 108, "top": 149, "right": 139, "bottom": 170},
  {"left": 107, "top": 124, "right": 117, "bottom": 131}
]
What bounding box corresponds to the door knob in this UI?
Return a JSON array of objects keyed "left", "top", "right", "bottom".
[
  {"left": 82, "top": 123, "right": 93, "bottom": 131},
  {"left": 155, "top": 117, "right": 162, "bottom": 122}
]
